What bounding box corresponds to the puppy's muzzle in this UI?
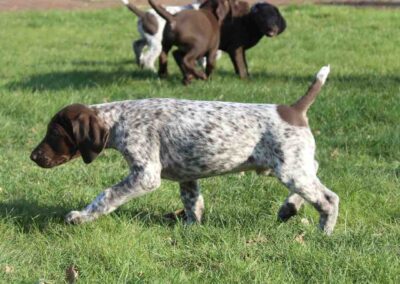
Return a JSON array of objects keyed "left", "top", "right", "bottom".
[{"left": 266, "top": 26, "right": 280, "bottom": 37}]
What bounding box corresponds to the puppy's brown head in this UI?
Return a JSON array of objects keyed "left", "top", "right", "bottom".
[{"left": 30, "top": 104, "right": 109, "bottom": 168}]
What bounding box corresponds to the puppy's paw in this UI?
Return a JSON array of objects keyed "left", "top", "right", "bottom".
[{"left": 65, "top": 211, "right": 85, "bottom": 225}]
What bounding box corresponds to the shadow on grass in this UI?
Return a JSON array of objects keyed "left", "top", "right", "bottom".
[
  {"left": 217, "top": 70, "right": 400, "bottom": 89},
  {"left": 0, "top": 198, "right": 286, "bottom": 232},
  {"left": 0, "top": 199, "right": 69, "bottom": 233},
  {"left": 113, "top": 207, "right": 183, "bottom": 227},
  {"left": 6, "top": 69, "right": 158, "bottom": 92},
  {"left": 0, "top": 199, "right": 182, "bottom": 232},
  {"left": 6, "top": 66, "right": 400, "bottom": 92}
]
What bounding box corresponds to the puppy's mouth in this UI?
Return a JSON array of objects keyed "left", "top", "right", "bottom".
[
  {"left": 30, "top": 154, "right": 70, "bottom": 169},
  {"left": 265, "top": 26, "right": 280, "bottom": 37}
]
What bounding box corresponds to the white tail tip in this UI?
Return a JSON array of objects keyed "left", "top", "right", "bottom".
[
  {"left": 316, "top": 64, "right": 330, "bottom": 85},
  {"left": 121, "top": 0, "right": 129, "bottom": 5}
]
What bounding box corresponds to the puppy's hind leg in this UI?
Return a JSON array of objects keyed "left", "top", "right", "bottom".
[
  {"left": 180, "top": 180, "right": 204, "bottom": 224},
  {"left": 158, "top": 43, "right": 172, "bottom": 78},
  {"left": 182, "top": 48, "right": 207, "bottom": 82},
  {"left": 173, "top": 49, "right": 194, "bottom": 85},
  {"left": 277, "top": 193, "right": 305, "bottom": 222},
  {"left": 278, "top": 171, "right": 339, "bottom": 235},
  {"left": 142, "top": 37, "right": 162, "bottom": 71},
  {"left": 205, "top": 48, "right": 219, "bottom": 78},
  {"left": 133, "top": 39, "right": 147, "bottom": 66}
]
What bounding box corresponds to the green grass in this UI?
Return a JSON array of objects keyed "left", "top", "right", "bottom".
[{"left": 0, "top": 4, "right": 399, "bottom": 283}]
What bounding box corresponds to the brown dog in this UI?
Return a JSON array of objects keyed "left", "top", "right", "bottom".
[{"left": 148, "top": 0, "right": 247, "bottom": 85}]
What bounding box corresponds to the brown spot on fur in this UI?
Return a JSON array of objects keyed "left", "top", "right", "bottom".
[
  {"left": 142, "top": 12, "right": 159, "bottom": 35},
  {"left": 277, "top": 105, "right": 308, "bottom": 127}
]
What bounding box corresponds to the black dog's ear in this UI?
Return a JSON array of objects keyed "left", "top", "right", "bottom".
[
  {"left": 277, "top": 7, "right": 287, "bottom": 34},
  {"left": 251, "top": 2, "right": 261, "bottom": 12},
  {"left": 72, "top": 112, "right": 108, "bottom": 164}
]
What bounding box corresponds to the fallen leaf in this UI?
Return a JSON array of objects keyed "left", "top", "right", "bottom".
[
  {"left": 294, "top": 232, "right": 305, "bottom": 245},
  {"left": 166, "top": 237, "right": 178, "bottom": 246},
  {"left": 330, "top": 148, "right": 340, "bottom": 159},
  {"left": 36, "top": 280, "right": 51, "bottom": 284},
  {"left": 246, "top": 235, "right": 268, "bottom": 245},
  {"left": 237, "top": 171, "right": 245, "bottom": 178},
  {"left": 65, "top": 265, "right": 79, "bottom": 284},
  {"left": 4, "top": 265, "right": 14, "bottom": 274},
  {"left": 300, "top": 218, "right": 310, "bottom": 225}
]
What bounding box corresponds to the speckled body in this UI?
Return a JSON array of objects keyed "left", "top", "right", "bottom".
[
  {"left": 95, "top": 99, "right": 302, "bottom": 181},
  {"left": 33, "top": 66, "right": 338, "bottom": 234}
]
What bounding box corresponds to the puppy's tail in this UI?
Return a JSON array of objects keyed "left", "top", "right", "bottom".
[
  {"left": 148, "top": 0, "right": 175, "bottom": 25},
  {"left": 292, "top": 65, "right": 330, "bottom": 114},
  {"left": 121, "top": 0, "right": 146, "bottom": 19}
]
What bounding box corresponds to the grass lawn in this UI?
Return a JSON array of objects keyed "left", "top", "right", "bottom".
[{"left": 0, "top": 4, "right": 399, "bottom": 283}]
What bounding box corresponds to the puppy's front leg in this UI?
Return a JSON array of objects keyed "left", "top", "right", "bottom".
[
  {"left": 65, "top": 165, "right": 161, "bottom": 224},
  {"left": 228, "top": 47, "right": 249, "bottom": 79}
]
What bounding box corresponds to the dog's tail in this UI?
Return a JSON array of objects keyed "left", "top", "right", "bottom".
[
  {"left": 292, "top": 65, "right": 330, "bottom": 114},
  {"left": 148, "top": 0, "right": 175, "bottom": 25},
  {"left": 121, "top": 0, "right": 146, "bottom": 19}
]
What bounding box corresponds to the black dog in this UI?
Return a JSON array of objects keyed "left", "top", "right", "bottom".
[{"left": 220, "top": 2, "right": 286, "bottom": 78}]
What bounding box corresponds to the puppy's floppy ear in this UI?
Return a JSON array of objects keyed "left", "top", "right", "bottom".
[
  {"left": 216, "top": 0, "right": 230, "bottom": 23},
  {"left": 229, "top": 0, "right": 250, "bottom": 18},
  {"left": 71, "top": 112, "right": 109, "bottom": 164}
]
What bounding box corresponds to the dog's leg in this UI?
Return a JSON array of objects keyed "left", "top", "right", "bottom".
[
  {"left": 65, "top": 165, "right": 161, "bottom": 224},
  {"left": 133, "top": 39, "right": 147, "bottom": 66},
  {"left": 242, "top": 49, "right": 249, "bottom": 77},
  {"left": 274, "top": 138, "right": 338, "bottom": 234},
  {"left": 173, "top": 50, "right": 193, "bottom": 85},
  {"left": 142, "top": 38, "right": 162, "bottom": 71},
  {"left": 180, "top": 180, "right": 204, "bottom": 224},
  {"left": 158, "top": 43, "right": 172, "bottom": 78},
  {"left": 182, "top": 49, "right": 207, "bottom": 82},
  {"left": 277, "top": 193, "right": 305, "bottom": 222},
  {"left": 205, "top": 48, "right": 218, "bottom": 78},
  {"left": 278, "top": 173, "right": 339, "bottom": 235},
  {"left": 228, "top": 47, "right": 249, "bottom": 79}
]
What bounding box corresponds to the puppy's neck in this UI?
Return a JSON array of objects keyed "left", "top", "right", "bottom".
[{"left": 90, "top": 103, "right": 121, "bottom": 134}]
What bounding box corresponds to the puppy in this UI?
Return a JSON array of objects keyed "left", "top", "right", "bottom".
[
  {"left": 121, "top": 0, "right": 200, "bottom": 71},
  {"left": 148, "top": 0, "right": 245, "bottom": 85},
  {"left": 220, "top": 1, "right": 286, "bottom": 78},
  {"left": 31, "top": 66, "right": 339, "bottom": 235}
]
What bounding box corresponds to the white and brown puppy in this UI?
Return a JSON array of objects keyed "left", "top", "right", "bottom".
[
  {"left": 121, "top": 0, "right": 202, "bottom": 71},
  {"left": 31, "top": 66, "right": 338, "bottom": 235}
]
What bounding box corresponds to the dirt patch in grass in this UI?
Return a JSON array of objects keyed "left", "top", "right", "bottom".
[
  {"left": 320, "top": 0, "right": 400, "bottom": 8},
  {"left": 0, "top": 0, "right": 310, "bottom": 12},
  {"left": 1, "top": 0, "right": 399, "bottom": 11}
]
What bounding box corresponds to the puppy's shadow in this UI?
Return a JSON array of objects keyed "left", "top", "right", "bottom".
[
  {"left": 216, "top": 69, "right": 400, "bottom": 89},
  {"left": 0, "top": 199, "right": 69, "bottom": 233},
  {"left": 0, "top": 199, "right": 183, "bottom": 232},
  {"left": 114, "top": 207, "right": 186, "bottom": 227},
  {"left": 6, "top": 69, "right": 157, "bottom": 92}
]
